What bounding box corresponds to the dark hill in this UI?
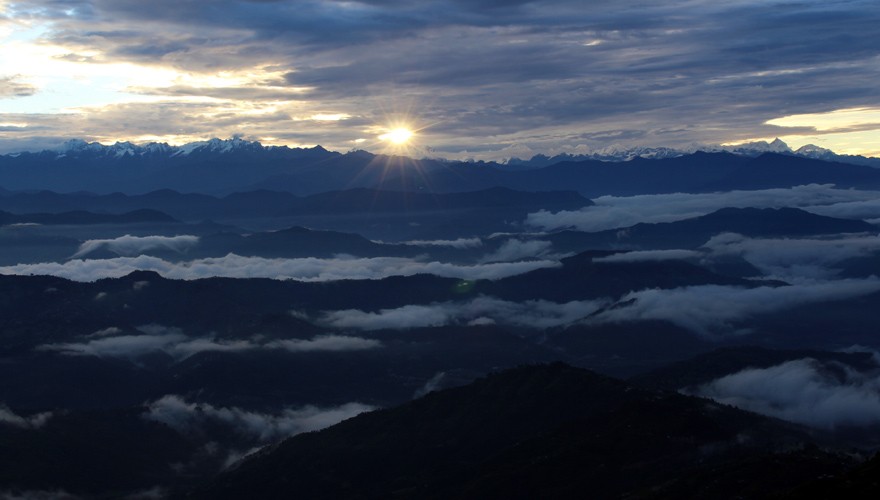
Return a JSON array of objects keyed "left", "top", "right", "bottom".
[
  {"left": 286, "top": 186, "right": 591, "bottom": 214},
  {"left": 0, "top": 187, "right": 589, "bottom": 222},
  {"left": 196, "top": 226, "right": 416, "bottom": 259},
  {"left": 544, "top": 207, "right": 874, "bottom": 252},
  {"left": 478, "top": 250, "right": 751, "bottom": 302},
  {"left": 384, "top": 151, "right": 880, "bottom": 196},
  {"left": 195, "top": 363, "right": 841, "bottom": 499},
  {"left": 705, "top": 153, "right": 880, "bottom": 191},
  {"left": 788, "top": 452, "right": 880, "bottom": 499}
]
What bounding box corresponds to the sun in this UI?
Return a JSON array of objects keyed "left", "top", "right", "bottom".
[{"left": 380, "top": 127, "right": 414, "bottom": 145}]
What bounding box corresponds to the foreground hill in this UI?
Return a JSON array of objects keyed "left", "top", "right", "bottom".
[{"left": 195, "top": 363, "right": 852, "bottom": 499}]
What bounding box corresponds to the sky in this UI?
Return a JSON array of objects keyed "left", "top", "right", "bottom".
[{"left": 1, "top": 0, "right": 879, "bottom": 159}]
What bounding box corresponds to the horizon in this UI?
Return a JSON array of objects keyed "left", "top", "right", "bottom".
[
  {"left": 2, "top": 1, "right": 880, "bottom": 160},
  {"left": 3, "top": 134, "right": 874, "bottom": 163}
]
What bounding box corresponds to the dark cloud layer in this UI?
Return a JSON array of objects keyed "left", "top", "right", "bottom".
[{"left": 2, "top": 1, "right": 879, "bottom": 156}]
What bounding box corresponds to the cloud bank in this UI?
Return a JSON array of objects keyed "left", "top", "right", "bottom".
[
  {"left": 72, "top": 235, "right": 200, "bottom": 258},
  {"left": 145, "top": 395, "right": 374, "bottom": 442},
  {"left": 703, "top": 232, "right": 880, "bottom": 281},
  {"left": 527, "top": 184, "right": 880, "bottom": 232},
  {"left": 403, "top": 238, "right": 483, "bottom": 249},
  {"left": 691, "top": 358, "right": 880, "bottom": 430},
  {"left": 39, "top": 325, "right": 381, "bottom": 361},
  {"left": 593, "top": 249, "right": 703, "bottom": 264},
  {"left": 587, "top": 279, "right": 880, "bottom": 336},
  {"left": 0, "top": 405, "right": 53, "bottom": 430},
  {"left": 0, "top": 254, "right": 559, "bottom": 282},
  {"left": 320, "top": 296, "right": 607, "bottom": 330},
  {"left": 480, "top": 239, "right": 555, "bottom": 263}
]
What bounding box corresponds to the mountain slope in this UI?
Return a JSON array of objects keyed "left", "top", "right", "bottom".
[
  {"left": 543, "top": 207, "right": 875, "bottom": 252},
  {"left": 195, "top": 363, "right": 841, "bottom": 499}
]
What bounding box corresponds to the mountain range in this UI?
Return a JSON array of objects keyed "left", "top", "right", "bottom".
[
  {"left": 3, "top": 136, "right": 880, "bottom": 498},
  {"left": 2, "top": 138, "right": 879, "bottom": 196}
]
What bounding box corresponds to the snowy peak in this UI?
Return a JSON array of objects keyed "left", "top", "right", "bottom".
[
  {"left": 56, "top": 139, "right": 176, "bottom": 158},
  {"left": 794, "top": 143, "right": 835, "bottom": 160},
  {"left": 506, "top": 146, "right": 687, "bottom": 167},
  {"left": 47, "top": 137, "right": 280, "bottom": 159},
  {"left": 723, "top": 138, "right": 792, "bottom": 155},
  {"left": 175, "top": 137, "right": 265, "bottom": 156},
  {"left": 769, "top": 137, "right": 791, "bottom": 152}
]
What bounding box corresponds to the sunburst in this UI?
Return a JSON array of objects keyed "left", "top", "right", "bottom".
[{"left": 380, "top": 127, "right": 414, "bottom": 145}]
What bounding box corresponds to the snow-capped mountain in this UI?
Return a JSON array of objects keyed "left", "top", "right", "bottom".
[
  {"left": 506, "top": 138, "right": 880, "bottom": 168},
  {"left": 55, "top": 137, "right": 271, "bottom": 159}
]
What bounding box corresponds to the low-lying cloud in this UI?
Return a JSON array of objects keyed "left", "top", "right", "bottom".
[
  {"left": 587, "top": 279, "right": 880, "bottom": 336},
  {"left": 704, "top": 232, "right": 880, "bottom": 281},
  {"left": 72, "top": 235, "right": 200, "bottom": 258},
  {"left": 264, "top": 335, "right": 381, "bottom": 353},
  {"left": 593, "top": 249, "right": 703, "bottom": 263},
  {"left": 39, "top": 325, "right": 381, "bottom": 361},
  {"left": 480, "top": 239, "right": 555, "bottom": 263},
  {"left": 526, "top": 184, "right": 880, "bottom": 232},
  {"left": 0, "top": 405, "right": 53, "bottom": 430},
  {"left": 0, "top": 490, "right": 79, "bottom": 500},
  {"left": 691, "top": 358, "right": 880, "bottom": 430},
  {"left": 0, "top": 254, "right": 559, "bottom": 282},
  {"left": 320, "top": 296, "right": 608, "bottom": 330},
  {"left": 403, "top": 238, "right": 483, "bottom": 249},
  {"left": 144, "top": 395, "right": 374, "bottom": 443}
]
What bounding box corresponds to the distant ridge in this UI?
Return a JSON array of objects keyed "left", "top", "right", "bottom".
[
  {"left": 0, "top": 187, "right": 590, "bottom": 221},
  {"left": 4, "top": 136, "right": 876, "bottom": 167},
  {"left": 506, "top": 138, "right": 880, "bottom": 168},
  {"left": 2, "top": 138, "right": 880, "bottom": 195},
  {"left": 0, "top": 208, "right": 175, "bottom": 226}
]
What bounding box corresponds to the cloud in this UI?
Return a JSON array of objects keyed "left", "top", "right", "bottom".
[
  {"left": 0, "top": 253, "right": 559, "bottom": 282},
  {"left": 807, "top": 197, "right": 880, "bottom": 222},
  {"left": 0, "top": 405, "right": 53, "bottom": 430},
  {"left": 3, "top": 1, "right": 880, "bottom": 157},
  {"left": 39, "top": 330, "right": 190, "bottom": 359},
  {"left": 526, "top": 184, "right": 880, "bottom": 232},
  {"left": 0, "top": 491, "right": 79, "bottom": 500},
  {"left": 132, "top": 280, "right": 150, "bottom": 290},
  {"left": 85, "top": 326, "right": 123, "bottom": 338},
  {"left": 592, "top": 249, "right": 703, "bottom": 263},
  {"left": 319, "top": 296, "right": 608, "bottom": 330},
  {"left": 690, "top": 357, "right": 880, "bottom": 430},
  {"left": 587, "top": 279, "right": 880, "bottom": 336},
  {"left": 703, "top": 232, "right": 880, "bottom": 281},
  {"left": 39, "top": 325, "right": 381, "bottom": 360},
  {"left": 144, "top": 395, "right": 374, "bottom": 442},
  {"left": 480, "top": 239, "right": 555, "bottom": 263},
  {"left": 0, "top": 75, "right": 37, "bottom": 98},
  {"left": 403, "top": 238, "right": 483, "bottom": 249},
  {"left": 265, "top": 335, "right": 381, "bottom": 353},
  {"left": 414, "top": 372, "right": 447, "bottom": 399},
  {"left": 72, "top": 235, "right": 200, "bottom": 258}
]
